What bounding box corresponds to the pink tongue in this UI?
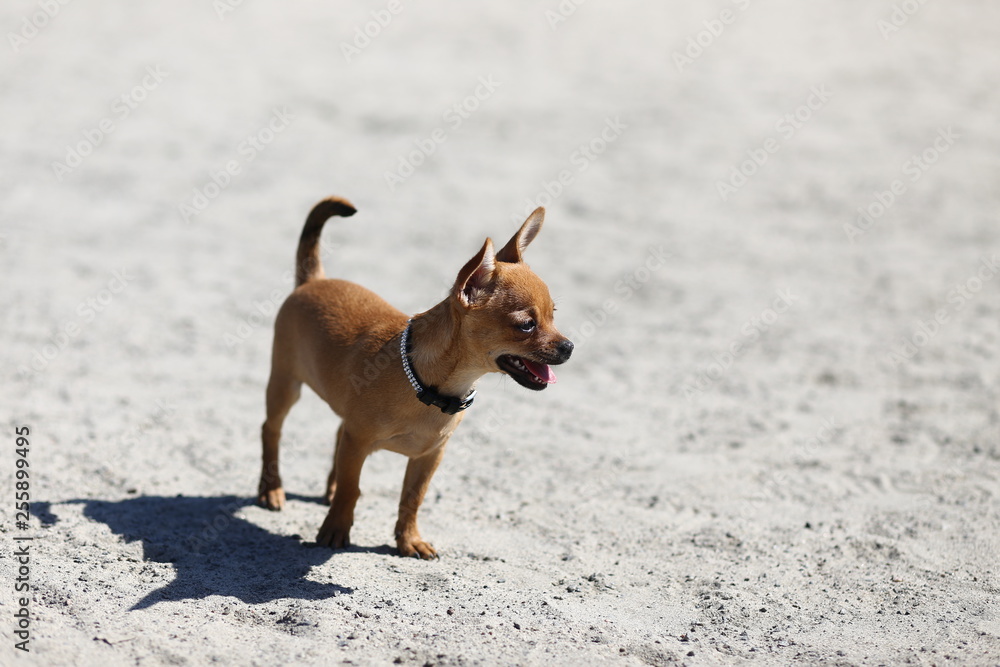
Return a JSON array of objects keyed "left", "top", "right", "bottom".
[{"left": 522, "top": 359, "right": 556, "bottom": 384}]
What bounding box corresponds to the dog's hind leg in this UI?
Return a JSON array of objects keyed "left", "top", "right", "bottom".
[
  {"left": 258, "top": 371, "right": 302, "bottom": 510},
  {"left": 324, "top": 423, "right": 344, "bottom": 505}
]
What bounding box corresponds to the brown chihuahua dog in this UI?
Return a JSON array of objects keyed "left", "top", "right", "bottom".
[{"left": 258, "top": 197, "right": 573, "bottom": 558}]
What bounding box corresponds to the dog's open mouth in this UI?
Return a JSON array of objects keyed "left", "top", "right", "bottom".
[{"left": 496, "top": 354, "right": 557, "bottom": 391}]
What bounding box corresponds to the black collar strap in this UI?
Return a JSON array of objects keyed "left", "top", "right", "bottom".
[{"left": 400, "top": 319, "right": 476, "bottom": 415}]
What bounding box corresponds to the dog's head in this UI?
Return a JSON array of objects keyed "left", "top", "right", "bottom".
[{"left": 451, "top": 208, "right": 573, "bottom": 390}]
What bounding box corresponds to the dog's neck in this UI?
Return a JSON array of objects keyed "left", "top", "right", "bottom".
[{"left": 407, "top": 300, "right": 482, "bottom": 402}]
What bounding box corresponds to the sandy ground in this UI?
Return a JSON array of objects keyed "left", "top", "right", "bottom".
[{"left": 2, "top": 1, "right": 999, "bottom": 665}]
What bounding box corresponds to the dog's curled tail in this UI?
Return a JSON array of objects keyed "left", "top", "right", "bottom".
[{"left": 295, "top": 196, "right": 357, "bottom": 286}]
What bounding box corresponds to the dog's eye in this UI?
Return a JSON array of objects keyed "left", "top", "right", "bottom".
[{"left": 516, "top": 320, "right": 536, "bottom": 333}]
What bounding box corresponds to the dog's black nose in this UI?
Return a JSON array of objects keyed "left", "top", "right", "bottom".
[{"left": 557, "top": 339, "right": 574, "bottom": 361}]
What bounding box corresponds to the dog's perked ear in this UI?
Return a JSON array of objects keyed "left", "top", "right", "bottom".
[
  {"left": 496, "top": 207, "right": 544, "bottom": 264},
  {"left": 454, "top": 238, "right": 496, "bottom": 307}
]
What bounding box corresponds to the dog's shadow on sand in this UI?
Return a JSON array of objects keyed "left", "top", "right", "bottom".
[{"left": 34, "top": 494, "right": 380, "bottom": 610}]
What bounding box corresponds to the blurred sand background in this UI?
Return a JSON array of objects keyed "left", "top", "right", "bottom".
[{"left": 1, "top": 1, "right": 999, "bottom": 665}]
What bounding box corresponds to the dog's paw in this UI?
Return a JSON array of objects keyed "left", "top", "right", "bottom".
[
  {"left": 316, "top": 516, "right": 351, "bottom": 549},
  {"left": 258, "top": 485, "right": 286, "bottom": 511},
  {"left": 397, "top": 538, "right": 438, "bottom": 560}
]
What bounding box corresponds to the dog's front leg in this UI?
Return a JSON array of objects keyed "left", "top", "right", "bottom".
[
  {"left": 394, "top": 445, "right": 447, "bottom": 559},
  {"left": 316, "top": 427, "right": 368, "bottom": 549}
]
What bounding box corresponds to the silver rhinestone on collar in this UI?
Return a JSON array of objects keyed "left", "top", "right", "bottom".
[{"left": 400, "top": 319, "right": 423, "bottom": 394}]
